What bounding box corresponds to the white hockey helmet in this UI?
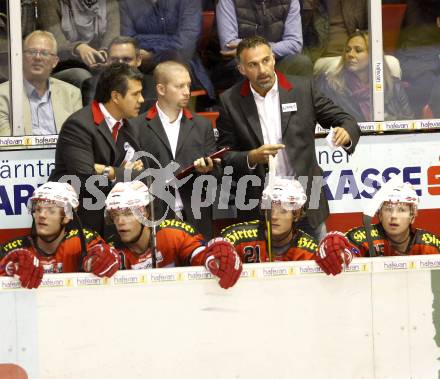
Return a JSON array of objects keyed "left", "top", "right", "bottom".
[
  {"left": 262, "top": 178, "right": 307, "bottom": 211},
  {"left": 28, "top": 181, "right": 79, "bottom": 220},
  {"left": 379, "top": 181, "right": 419, "bottom": 214},
  {"left": 105, "top": 180, "right": 152, "bottom": 214}
]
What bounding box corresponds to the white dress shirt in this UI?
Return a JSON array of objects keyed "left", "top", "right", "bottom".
[
  {"left": 156, "top": 102, "right": 184, "bottom": 213},
  {"left": 24, "top": 79, "right": 56, "bottom": 135},
  {"left": 250, "top": 77, "right": 294, "bottom": 177},
  {"left": 99, "top": 102, "right": 123, "bottom": 132}
]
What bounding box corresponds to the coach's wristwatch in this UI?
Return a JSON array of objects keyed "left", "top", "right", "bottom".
[{"left": 102, "top": 166, "right": 111, "bottom": 178}]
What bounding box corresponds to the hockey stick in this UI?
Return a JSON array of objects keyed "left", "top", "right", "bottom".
[
  {"left": 144, "top": 161, "right": 158, "bottom": 269},
  {"left": 264, "top": 156, "right": 277, "bottom": 262},
  {"left": 363, "top": 176, "right": 401, "bottom": 257}
]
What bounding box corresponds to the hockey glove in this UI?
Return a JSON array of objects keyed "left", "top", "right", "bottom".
[
  {"left": 2, "top": 249, "right": 44, "bottom": 289},
  {"left": 315, "top": 231, "right": 355, "bottom": 276},
  {"left": 204, "top": 238, "right": 242, "bottom": 289},
  {"left": 83, "top": 243, "right": 120, "bottom": 278}
]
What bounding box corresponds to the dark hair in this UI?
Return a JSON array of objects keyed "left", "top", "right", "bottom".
[
  {"left": 94, "top": 63, "right": 143, "bottom": 103},
  {"left": 108, "top": 36, "right": 140, "bottom": 55},
  {"left": 236, "top": 35, "right": 271, "bottom": 62}
]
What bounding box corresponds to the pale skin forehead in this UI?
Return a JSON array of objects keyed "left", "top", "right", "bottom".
[
  {"left": 155, "top": 62, "right": 190, "bottom": 85},
  {"left": 110, "top": 43, "right": 137, "bottom": 56},
  {"left": 25, "top": 34, "right": 57, "bottom": 52}
]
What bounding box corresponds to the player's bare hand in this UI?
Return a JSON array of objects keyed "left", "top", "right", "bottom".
[
  {"left": 194, "top": 157, "right": 215, "bottom": 173},
  {"left": 332, "top": 127, "right": 351, "bottom": 147},
  {"left": 220, "top": 41, "right": 239, "bottom": 57},
  {"left": 220, "top": 48, "right": 237, "bottom": 57},
  {"left": 248, "top": 144, "right": 285, "bottom": 165},
  {"left": 140, "top": 49, "right": 153, "bottom": 62}
]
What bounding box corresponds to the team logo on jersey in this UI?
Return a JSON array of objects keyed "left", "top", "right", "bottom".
[
  {"left": 131, "top": 251, "right": 164, "bottom": 270},
  {"left": 41, "top": 258, "right": 63, "bottom": 273},
  {"left": 159, "top": 219, "right": 196, "bottom": 235},
  {"left": 421, "top": 233, "right": 440, "bottom": 248},
  {"left": 2, "top": 239, "right": 25, "bottom": 252}
]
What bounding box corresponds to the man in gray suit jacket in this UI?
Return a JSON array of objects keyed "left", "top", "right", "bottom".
[
  {"left": 217, "top": 36, "right": 360, "bottom": 241},
  {"left": 0, "top": 30, "right": 82, "bottom": 136}
]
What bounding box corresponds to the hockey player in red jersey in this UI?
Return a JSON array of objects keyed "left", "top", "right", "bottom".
[
  {"left": 0, "top": 182, "right": 120, "bottom": 289},
  {"left": 316, "top": 181, "right": 440, "bottom": 275},
  {"left": 105, "top": 180, "right": 242, "bottom": 289},
  {"left": 221, "top": 178, "right": 318, "bottom": 263}
]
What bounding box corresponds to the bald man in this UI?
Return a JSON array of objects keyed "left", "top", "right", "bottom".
[{"left": 135, "top": 61, "right": 220, "bottom": 239}]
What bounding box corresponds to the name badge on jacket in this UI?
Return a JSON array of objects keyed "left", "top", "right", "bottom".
[
  {"left": 123, "top": 142, "right": 135, "bottom": 163},
  {"left": 282, "top": 102, "right": 297, "bottom": 112}
]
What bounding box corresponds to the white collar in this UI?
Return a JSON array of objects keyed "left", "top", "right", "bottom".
[
  {"left": 250, "top": 75, "right": 279, "bottom": 100},
  {"left": 156, "top": 101, "right": 183, "bottom": 124},
  {"left": 98, "top": 102, "right": 123, "bottom": 128}
]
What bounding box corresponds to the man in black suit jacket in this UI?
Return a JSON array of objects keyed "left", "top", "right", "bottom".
[
  {"left": 49, "top": 63, "right": 145, "bottom": 235},
  {"left": 217, "top": 36, "right": 360, "bottom": 241},
  {"left": 135, "top": 61, "right": 219, "bottom": 239}
]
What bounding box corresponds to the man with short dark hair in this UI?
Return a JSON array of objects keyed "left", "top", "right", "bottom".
[
  {"left": 50, "top": 63, "right": 145, "bottom": 235},
  {"left": 82, "top": 36, "right": 156, "bottom": 109},
  {"left": 217, "top": 36, "right": 360, "bottom": 241}
]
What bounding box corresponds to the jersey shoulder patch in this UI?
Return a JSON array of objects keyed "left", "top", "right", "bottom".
[
  {"left": 64, "top": 228, "right": 99, "bottom": 243},
  {"left": 346, "top": 224, "right": 383, "bottom": 246},
  {"left": 158, "top": 219, "right": 197, "bottom": 236},
  {"left": 294, "top": 230, "right": 318, "bottom": 254},
  {"left": 414, "top": 229, "right": 440, "bottom": 250},
  {"left": 1, "top": 236, "right": 31, "bottom": 254},
  {"left": 221, "top": 221, "right": 259, "bottom": 246}
]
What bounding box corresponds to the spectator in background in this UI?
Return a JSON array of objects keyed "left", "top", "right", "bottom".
[
  {"left": 214, "top": 0, "right": 312, "bottom": 90},
  {"left": 82, "top": 36, "right": 156, "bottom": 110},
  {"left": 37, "top": 0, "right": 120, "bottom": 89},
  {"left": 397, "top": 0, "right": 440, "bottom": 117},
  {"left": 0, "top": 30, "right": 82, "bottom": 136},
  {"left": 301, "top": 0, "right": 367, "bottom": 73},
  {"left": 302, "top": 0, "right": 402, "bottom": 78},
  {"left": 119, "top": 0, "right": 215, "bottom": 100},
  {"left": 316, "top": 31, "right": 413, "bottom": 122}
]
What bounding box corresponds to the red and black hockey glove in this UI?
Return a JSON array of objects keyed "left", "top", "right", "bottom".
[
  {"left": 315, "top": 231, "right": 355, "bottom": 276},
  {"left": 204, "top": 238, "right": 242, "bottom": 289},
  {"left": 2, "top": 248, "right": 44, "bottom": 289},
  {"left": 83, "top": 243, "right": 121, "bottom": 278}
]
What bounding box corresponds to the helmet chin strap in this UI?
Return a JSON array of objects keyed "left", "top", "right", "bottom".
[
  {"left": 271, "top": 226, "right": 294, "bottom": 247},
  {"left": 38, "top": 221, "right": 66, "bottom": 244},
  {"left": 385, "top": 228, "right": 411, "bottom": 246},
  {"left": 127, "top": 223, "right": 146, "bottom": 245}
]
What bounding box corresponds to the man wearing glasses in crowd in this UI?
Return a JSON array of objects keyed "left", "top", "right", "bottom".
[
  {"left": 82, "top": 36, "right": 156, "bottom": 111},
  {"left": 0, "top": 30, "right": 82, "bottom": 136}
]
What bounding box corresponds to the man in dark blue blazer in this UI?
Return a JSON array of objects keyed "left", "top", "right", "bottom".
[{"left": 217, "top": 36, "right": 360, "bottom": 241}]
